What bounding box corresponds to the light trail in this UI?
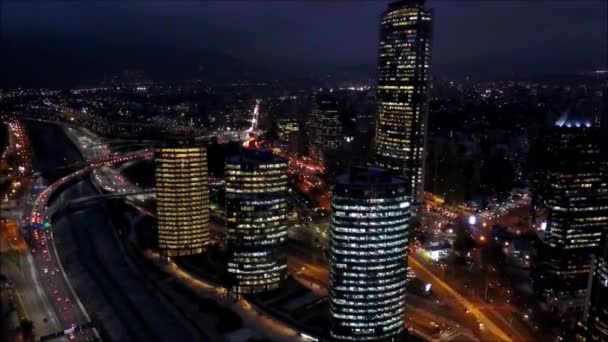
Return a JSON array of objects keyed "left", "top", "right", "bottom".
[
  {"left": 24, "top": 150, "right": 152, "bottom": 339},
  {"left": 30, "top": 151, "right": 152, "bottom": 225},
  {"left": 409, "top": 256, "right": 513, "bottom": 342},
  {"left": 246, "top": 99, "right": 262, "bottom": 133}
]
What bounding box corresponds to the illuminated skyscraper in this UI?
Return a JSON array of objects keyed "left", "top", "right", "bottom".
[
  {"left": 310, "top": 93, "right": 342, "bottom": 161},
  {"left": 276, "top": 117, "right": 300, "bottom": 151},
  {"left": 154, "top": 139, "right": 210, "bottom": 257},
  {"left": 225, "top": 149, "right": 288, "bottom": 294},
  {"left": 533, "top": 118, "right": 608, "bottom": 313},
  {"left": 373, "top": 0, "right": 433, "bottom": 205},
  {"left": 329, "top": 167, "right": 410, "bottom": 341}
]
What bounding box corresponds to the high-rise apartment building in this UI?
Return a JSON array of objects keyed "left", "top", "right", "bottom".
[
  {"left": 277, "top": 117, "right": 300, "bottom": 152},
  {"left": 155, "top": 139, "right": 210, "bottom": 257},
  {"left": 533, "top": 118, "right": 608, "bottom": 313},
  {"left": 329, "top": 167, "right": 410, "bottom": 341},
  {"left": 309, "top": 93, "right": 342, "bottom": 161},
  {"left": 373, "top": 0, "right": 433, "bottom": 205},
  {"left": 225, "top": 149, "right": 289, "bottom": 294}
]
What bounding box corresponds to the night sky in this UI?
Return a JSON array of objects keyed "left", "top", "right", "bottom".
[{"left": 2, "top": 0, "right": 606, "bottom": 87}]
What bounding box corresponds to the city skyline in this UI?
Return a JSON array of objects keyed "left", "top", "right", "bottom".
[{"left": 0, "top": 1, "right": 607, "bottom": 342}]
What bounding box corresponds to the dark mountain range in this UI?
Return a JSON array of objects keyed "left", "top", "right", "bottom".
[{"left": 1, "top": 32, "right": 261, "bottom": 88}]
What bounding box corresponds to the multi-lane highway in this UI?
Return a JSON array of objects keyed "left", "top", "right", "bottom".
[
  {"left": 24, "top": 139, "right": 151, "bottom": 340},
  {"left": 28, "top": 224, "right": 93, "bottom": 341}
]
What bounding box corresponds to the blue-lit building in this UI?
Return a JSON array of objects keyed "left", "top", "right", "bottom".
[
  {"left": 329, "top": 167, "right": 410, "bottom": 341},
  {"left": 533, "top": 117, "right": 608, "bottom": 314}
]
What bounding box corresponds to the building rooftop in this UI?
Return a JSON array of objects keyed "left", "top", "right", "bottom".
[
  {"left": 554, "top": 113, "right": 593, "bottom": 128},
  {"left": 388, "top": 0, "right": 426, "bottom": 10},
  {"left": 389, "top": 0, "right": 425, "bottom": 7},
  {"left": 226, "top": 148, "right": 287, "bottom": 166},
  {"left": 335, "top": 167, "right": 407, "bottom": 188}
]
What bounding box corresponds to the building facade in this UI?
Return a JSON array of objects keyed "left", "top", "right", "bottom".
[
  {"left": 154, "top": 139, "right": 210, "bottom": 257},
  {"left": 276, "top": 117, "right": 300, "bottom": 152},
  {"left": 329, "top": 167, "right": 410, "bottom": 341},
  {"left": 309, "top": 93, "right": 342, "bottom": 161},
  {"left": 225, "top": 149, "right": 289, "bottom": 294},
  {"left": 533, "top": 120, "right": 608, "bottom": 313},
  {"left": 373, "top": 0, "right": 433, "bottom": 205},
  {"left": 577, "top": 243, "right": 608, "bottom": 341}
]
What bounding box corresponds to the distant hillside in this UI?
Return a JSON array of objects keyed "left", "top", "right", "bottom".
[{"left": 1, "top": 32, "right": 259, "bottom": 88}]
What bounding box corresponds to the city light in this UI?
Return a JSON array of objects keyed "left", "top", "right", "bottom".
[
  {"left": 468, "top": 215, "right": 477, "bottom": 225},
  {"left": 2, "top": 1, "right": 605, "bottom": 341}
]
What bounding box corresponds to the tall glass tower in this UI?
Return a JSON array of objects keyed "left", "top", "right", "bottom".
[
  {"left": 225, "top": 149, "right": 289, "bottom": 294},
  {"left": 533, "top": 119, "right": 608, "bottom": 313},
  {"left": 373, "top": 0, "right": 433, "bottom": 205},
  {"left": 154, "top": 139, "right": 210, "bottom": 257},
  {"left": 329, "top": 167, "right": 410, "bottom": 341}
]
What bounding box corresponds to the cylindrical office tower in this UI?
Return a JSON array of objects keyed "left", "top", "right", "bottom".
[
  {"left": 329, "top": 167, "right": 410, "bottom": 341},
  {"left": 374, "top": 0, "right": 433, "bottom": 206},
  {"left": 225, "top": 149, "right": 289, "bottom": 294},
  {"left": 154, "top": 139, "right": 210, "bottom": 257}
]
